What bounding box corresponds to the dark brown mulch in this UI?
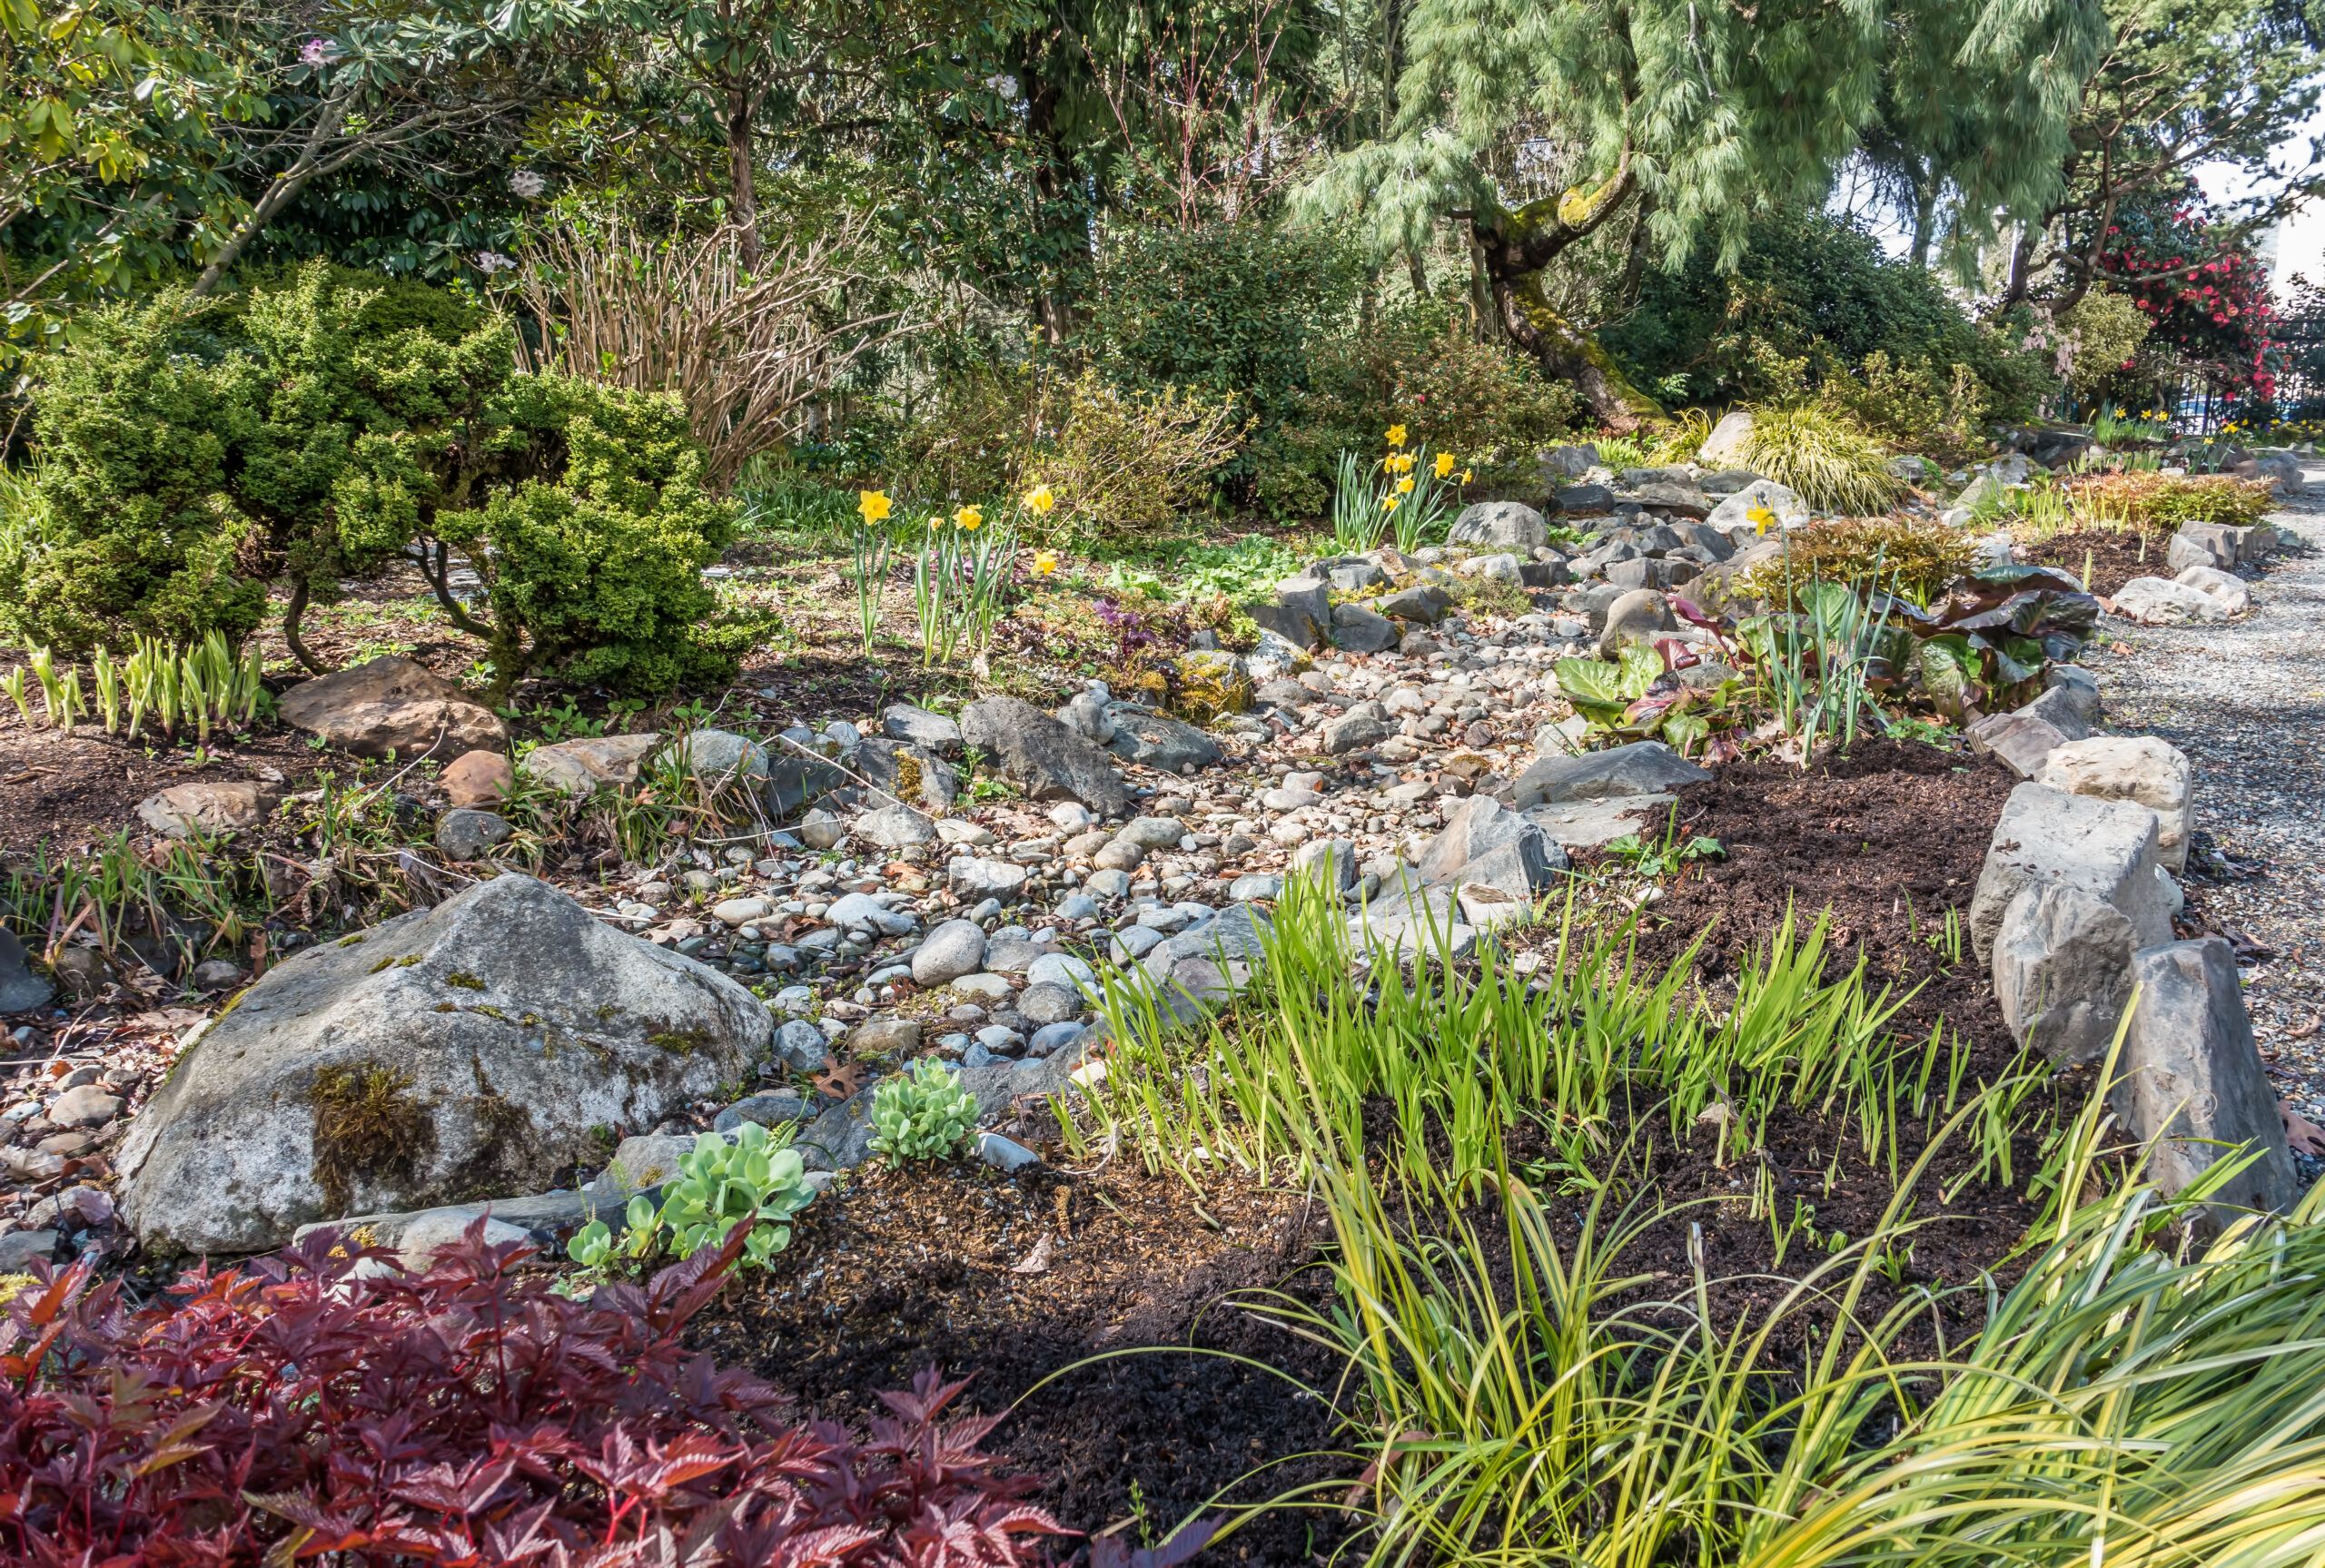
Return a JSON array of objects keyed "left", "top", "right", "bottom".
[
  {"left": 1610, "top": 737, "right": 2019, "bottom": 1063},
  {"left": 2023, "top": 526, "right": 2172, "bottom": 597},
  {"left": 0, "top": 722, "right": 337, "bottom": 856},
  {"left": 692, "top": 1159, "right": 1350, "bottom": 1565}
]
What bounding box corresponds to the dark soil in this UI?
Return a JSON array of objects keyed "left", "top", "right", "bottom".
[
  {"left": 1608, "top": 737, "right": 2020, "bottom": 1063},
  {"left": 0, "top": 721, "right": 334, "bottom": 855},
  {"left": 2023, "top": 526, "right": 2172, "bottom": 597},
  {"left": 691, "top": 1159, "right": 1350, "bottom": 1565}
]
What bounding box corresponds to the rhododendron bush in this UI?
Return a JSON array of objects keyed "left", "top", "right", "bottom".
[
  {"left": 2092, "top": 195, "right": 2278, "bottom": 401},
  {"left": 0, "top": 1225, "right": 1107, "bottom": 1567}
]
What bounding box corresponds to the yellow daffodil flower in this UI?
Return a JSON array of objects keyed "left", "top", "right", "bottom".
[
  {"left": 857, "top": 489, "right": 892, "bottom": 524},
  {"left": 1459, "top": 468, "right": 1473, "bottom": 484},
  {"left": 1397, "top": 476, "right": 1415, "bottom": 494},
  {"left": 1386, "top": 423, "right": 1408, "bottom": 447},
  {"left": 1435, "top": 451, "right": 1456, "bottom": 478},
  {"left": 1023, "top": 484, "right": 1055, "bottom": 515},
  {"left": 1034, "top": 550, "right": 1059, "bottom": 576},
  {"left": 1382, "top": 495, "right": 1401, "bottom": 512},
  {"left": 1746, "top": 503, "right": 1776, "bottom": 535},
  {"left": 955, "top": 504, "right": 984, "bottom": 530}
]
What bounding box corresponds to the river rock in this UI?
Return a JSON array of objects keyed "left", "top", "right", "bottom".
[
  {"left": 441, "top": 750, "right": 515, "bottom": 807},
  {"left": 277, "top": 656, "right": 507, "bottom": 761},
  {"left": 1106, "top": 709, "right": 1222, "bottom": 773},
  {"left": 435, "top": 808, "right": 512, "bottom": 861},
  {"left": 856, "top": 737, "right": 958, "bottom": 810},
  {"left": 666, "top": 728, "right": 768, "bottom": 784},
  {"left": 115, "top": 873, "right": 771, "bottom": 1253},
  {"left": 913, "top": 919, "right": 987, "bottom": 985}
]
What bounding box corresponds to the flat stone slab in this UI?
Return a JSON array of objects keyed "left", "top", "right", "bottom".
[{"left": 1522, "top": 795, "right": 1678, "bottom": 848}]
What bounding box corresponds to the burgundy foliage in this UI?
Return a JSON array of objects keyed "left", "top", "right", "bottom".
[{"left": 0, "top": 1224, "right": 1079, "bottom": 1567}]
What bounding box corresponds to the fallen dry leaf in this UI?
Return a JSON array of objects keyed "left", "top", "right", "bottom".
[
  {"left": 2289, "top": 1018, "right": 2319, "bottom": 1040},
  {"left": 1010, "top": 1234, "right": 1055, "bottom": 1275},
  {"left": 815, "top": 1060, "right": 866, "bottom": 1099},
  {"left": 2283, "top": 1100, "right": 2325, "bottom": 1158}
]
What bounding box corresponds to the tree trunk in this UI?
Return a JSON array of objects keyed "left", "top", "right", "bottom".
[
  {"left": 191, "top": 90, "right": 353, "bottom": 297},
  {"left": 1909, "top": 167, "right": 1937, "bottom": 269},
  {"left": 1023, "top": 66, "right": 1088, "bottom": 342},
  {"left": 727, "top": 84, "right": 761, "bottom": 273},
  {"left": 1471, "top": 182, "right": 1664, "bottom": 427}
]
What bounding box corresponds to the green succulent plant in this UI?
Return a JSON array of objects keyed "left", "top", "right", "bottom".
[{"left": 869, "top": 1059, "right": 980, "bottom": 1162}]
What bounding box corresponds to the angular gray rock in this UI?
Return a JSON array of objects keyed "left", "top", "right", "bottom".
[
  {"left": 1117, "top": 815, "right": 1187, "bottom": 849},
  {"left": 115, "top": 873, "right": 771, "bottom": 1253},
  {"left": 1965, "top": 710, "right": 2070, "bottom": 780},
  {"left": 1514, "top": 741, "right": 1710, "bottom": 807},
  {"left": 1378, "top": 587, "right": 1450, "bottom": 623},
  {"left": 1634, "top": 480, "right": 1710, "bottom": 519},
  {"left": 2015, "top": 684, "right": 2094, "bottom": 743},
  {"left": 2043, "top": 666, "right": 2103, "bottom": 727},
  {"left": 764, "top": 754, "right": 849, "bottom": 818},
  {"left": 1321, "top": 702, "right": 1395, "bottom": 754},
  {"left": 2114, "top": 938, "right": 2297, "bottom": 1217},
  {"left": 1292, "top": 836, "right": 1359, "bottom": 890},
  {"left": 856, "top": 737, "right": 958, "bottom": 810},
  {"left": 1993, "top": 883, "right": 2137, "bottom": 1066},
  {"left": 2165, "top": 525, "right": 2240, "bottom": 574},
  {"left": 959, "top": 696, "right": 1132, "bottom": 815},
  {"left": 1706, "top": 478, "right": 1806, "bottom": 535},
  {"left": 1106, "top": 708, "right": 1222, "bottom": 773},
  {"left": 1449, "top": 501, "right": 1549, "bottom": 553},
  {"left": 0, "top": 930, "right": 54, "bottom": 1013},
  {"left": 1331, "top": 604, "right": 1400, "bottom": 653},
  {"left": 435, "top": 808, "right": 513, "bottom": 861},
  {"left": 883, "top": 704, "right": 963, "bottom": 752},
  {"left": 1417, "top": 795, "right": 1568, "bottom": 902},
  {"left": 1967, "top": 783, "right": 2178, "bottom": 965},
  {"left": 2036, "top": 735, "right": 2192, "bottom": 873}
]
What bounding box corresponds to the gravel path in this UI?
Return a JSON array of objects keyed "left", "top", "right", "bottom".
[{"left": 2085, "top": 473, "right": 2325, "bottom": 1128}]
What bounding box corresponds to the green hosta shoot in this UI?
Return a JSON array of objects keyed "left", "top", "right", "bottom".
[
  {"left": 567, "top": 1121, "right": 814, "bottom": 1274},
  {"left": 869, "top": 1059, "right": 979, "bottom": 1161}
]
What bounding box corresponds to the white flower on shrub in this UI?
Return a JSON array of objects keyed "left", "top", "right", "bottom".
[
  {"left": 299, "top": 37, "right": 335, "bottom": 65},
  {"left": 509, "top": 169, "right": 546, "bottom": 199},
  {"left": 985, "top": 73, "right": 1018, "bottom": 98},
  {"left": 475, "top": 251, "right": 516, "bottom": 275}
]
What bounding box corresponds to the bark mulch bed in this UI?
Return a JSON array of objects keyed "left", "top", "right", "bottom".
[{"left": 2023, "top": 526, "right": 2172, "bottom": 597}]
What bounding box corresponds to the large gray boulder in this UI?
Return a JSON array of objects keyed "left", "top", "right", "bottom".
[
  {"left": 1416, "top": 795, "right": 1568, "bottom": 902},
  {"left": 1695, "top": 409, "right": 1754, "bottom": 468},
  {"left": 1514, "top": 741, "right": 1710, "bottom": 807},
  {"left": 2114, "top": 938, "right": 2298, "bottom": 1218},
  {"left": 959, "top": 697, "right": 1132, "bottom": 815},
  {"left": 883, "top": 704, "right": 963, "bottom": 752},
  {"left": 1706, "top": 479, "right": 1806, "bottom": 536},
  {"left": 1968, "top": 784, "right": 2177, "bottom": 965},
  {"left": 1993, "top": 883, "right": 2137, "bottom": 1066},
  {"left": 1449, "top": 502, "right": 1549, "bottom": 554},
  {"left": 2036, "top": 735, "right": 2192, "bottom": 873},
  {"left": 115, "top": 874, "right": 770, "bottom": 1253}
]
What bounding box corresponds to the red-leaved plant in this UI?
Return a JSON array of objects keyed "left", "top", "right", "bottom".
[{"left": 0, "top": 1221, "right": 1151, "bottom": 1567}]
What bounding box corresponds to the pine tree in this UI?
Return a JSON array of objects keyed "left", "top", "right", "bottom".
[{"left": 1301, "top": 0, "right": 2106, "bottom": 421}]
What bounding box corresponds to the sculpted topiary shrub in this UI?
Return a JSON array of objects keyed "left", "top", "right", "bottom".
[{"left": 6, "top": 260, "right": 754, "bottom": 696}]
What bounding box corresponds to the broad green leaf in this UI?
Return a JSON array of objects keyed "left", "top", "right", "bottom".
[
  {"left": 1555, "top": 657, "right": 1627, "bottom": 704},
  {"left": 1915, "top": 634, "right": 1980, "bottom": 720},
  {"left": 1662, "top": 711, "right": 1709, "bottom": 754},
  {"left": 1616, "top": 642, "right": 1663, "bottom": 696}
]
